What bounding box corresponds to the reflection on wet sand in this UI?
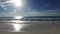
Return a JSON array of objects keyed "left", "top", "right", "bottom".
[
  {"left": 12, "top": 23, "right": 25, "bottom": 32},
  {"left": 0, "top": 21, "right": 60, "bottom": 32},
  {"left": 7, "top": 23, "right": 30, "bottom": 32}
]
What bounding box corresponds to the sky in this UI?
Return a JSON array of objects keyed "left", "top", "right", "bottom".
[{"left": 0, "top": 0, "right": 60, "bottom": 17}]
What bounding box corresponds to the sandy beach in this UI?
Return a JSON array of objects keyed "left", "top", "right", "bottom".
[{"left": 0, "top": 21, "right": 60, "bottom": 34}]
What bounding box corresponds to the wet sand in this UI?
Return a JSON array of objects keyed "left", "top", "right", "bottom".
[
  {"left": 0, "top": 30, "right": 60, "bottom": 34},
  {"left": 0, "top": 24, "right": 60, "bottom": 34},
  {"left": 0, "top": 21, "right": 60, "bottom": 34},
  {"left": 0, "top": 23, "right": 60, "bottom": 32}
]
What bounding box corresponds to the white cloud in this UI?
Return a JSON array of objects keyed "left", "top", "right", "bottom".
[
  {"left": 0, "top": 0, "right": 16, "bottom": 17},
  {"left": 0, "top": 13, "right": 11, "bottom": 17},
  {"left": 0, "top": 0, "right": 14, "bottom": 10},
  {"left": 0, "top": 0, "right": 26, "bottom": 17},
  {"left": 26, "top": 10, "right": 60, "bottom": 16}
]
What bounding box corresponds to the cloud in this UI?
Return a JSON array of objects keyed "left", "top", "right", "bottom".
[
  {"left": 26, "top": 10, "right": 60, "bottom": 16},
  {"left": 0, "top": 13, "right": 11, "bottom": 17},
  {"left": 0, "top": 0, "right": 16, "bottom": 17},
  {"left": 0, "top": 0, "right": 26, "bottom": 17},
  {"left": 0, "top": 0, "right": 60, "bottom": 17},
  {"left": 0, "top": 0, "right": 15, "bottom": 9}
]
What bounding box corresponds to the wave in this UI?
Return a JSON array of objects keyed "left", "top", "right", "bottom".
[{"left": 0, "top": 16, "right": 60, "bottom": 21}]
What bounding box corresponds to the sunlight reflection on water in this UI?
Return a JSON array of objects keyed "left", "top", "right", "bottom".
[
  {"left": 12, "top": 20, "right": 24, "bottom": 23},
  {"left": 12, "top": 16, "right": 24, "bottom": 23}
]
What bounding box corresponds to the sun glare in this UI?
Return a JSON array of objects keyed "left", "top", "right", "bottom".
[
  {"left": 15, "top": 16, "right": 23, "bottom": 19},
  {"left": 12, "top": 16, "right": 24, "bottom": 23},
  {"left": 14, "top": 0, "right": 23, "bottom": 7},
  {"left": 10, "top": 0, "right": 24, "bottom": 7}
]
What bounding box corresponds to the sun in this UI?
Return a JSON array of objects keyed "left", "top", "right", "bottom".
[
  {"left": 14, "top": 0, "right": 23, "bottom": 7},
  {"left": 10, "top": 0, "right": 24, "bottom": 7}
]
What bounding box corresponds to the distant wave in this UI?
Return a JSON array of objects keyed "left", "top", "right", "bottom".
[
  {"left": 0, "top": 16, "right": 60, "bottom": 21},
  {"left": 24, "top": 16, "right": 60, "bottom": 18}
]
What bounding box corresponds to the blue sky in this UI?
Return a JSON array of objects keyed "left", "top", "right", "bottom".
[
  {"left": 26, "top": 0, "right": 60, "bottom": 10},
  {"left": 0, "top": 0, "right": 60, "bottom": 17}
]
